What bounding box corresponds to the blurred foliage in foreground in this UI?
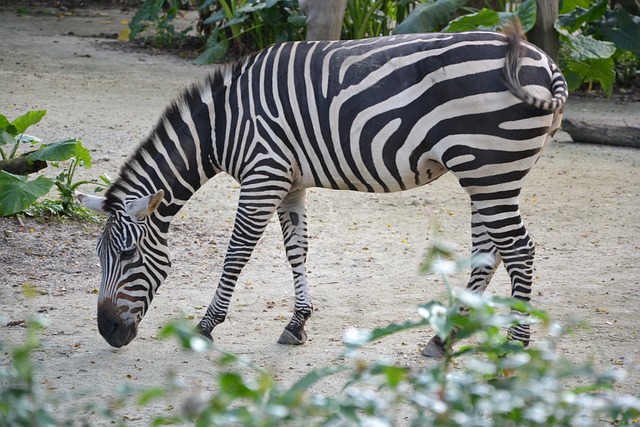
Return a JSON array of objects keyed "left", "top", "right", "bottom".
[{"left": 2, "top": 237, "right": 640, "bottom": 425}]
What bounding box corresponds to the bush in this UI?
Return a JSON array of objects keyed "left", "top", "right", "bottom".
[
  {"left": 3, "top": 238, "right": 639, "bottom": 426},
  {"left": 126, "top": 0, "right": 640, "bottom": 95},
  {"left": 128, "top": 0, "right": 306, "bottom": 64},
  {"left": 556, "top": 0, "right": 640, "bottom": 95},
  {"left": 0, "top": 110, "right": 109, "bottom": 218}
]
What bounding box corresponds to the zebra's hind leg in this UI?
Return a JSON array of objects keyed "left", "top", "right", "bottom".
[
  {"left": 470, "top": 196, "right": 536, "bottom": 345},
  {"left": 276, "top": 189, "right": 313, "bottom": 345},
  {"left": 422, "top": 202, "right": 502, "bottom": 358}
]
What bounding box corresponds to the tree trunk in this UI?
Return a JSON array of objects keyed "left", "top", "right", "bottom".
[
  {"left": 299, "top": 0, "right": 348, "bottom": 41},
  {"left": 527, "top": 0, "right": 559, "bottom": 63}
]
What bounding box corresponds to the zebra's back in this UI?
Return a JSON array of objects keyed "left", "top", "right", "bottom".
[{"left": 221, "top": 31, "right": 564, "bottom": 193}]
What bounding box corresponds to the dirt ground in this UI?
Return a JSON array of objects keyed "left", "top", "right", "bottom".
[{"left": 1, "top": 5, "right": 639, "bottom": 425}]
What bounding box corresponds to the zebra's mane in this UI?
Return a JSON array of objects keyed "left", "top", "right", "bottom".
[{"left": 102, "top": 57, "right": 251, "bottom": 212}]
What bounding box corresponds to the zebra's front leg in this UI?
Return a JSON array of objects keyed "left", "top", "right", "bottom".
[
  {"left": 197, "top": 180, "right": 291, "bottom": 342},
  {"left": 422, "top": 203, "right": 502, "bottom": 358},
  {"left": 276, "top": 189, "right": 313, "bottom": 345}
]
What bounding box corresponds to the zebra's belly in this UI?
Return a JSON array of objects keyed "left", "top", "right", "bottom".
[{"left": 304, "top": 157, "right": 448, "bottom": 193}]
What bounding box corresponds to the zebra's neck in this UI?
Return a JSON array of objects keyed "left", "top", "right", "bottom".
[{"left": 105, "top": 76, "right": 228, "bottom": 231}]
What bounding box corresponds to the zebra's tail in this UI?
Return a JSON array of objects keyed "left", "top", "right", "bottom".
[{"left": 502, "top": 21, "right": 568, "bottom": 112}]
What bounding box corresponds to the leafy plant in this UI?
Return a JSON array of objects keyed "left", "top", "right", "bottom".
[
  {"left": 195, "top": 0, "right": 306, "bottom": 64},
  {"left": 343, "top": 0, "right": 416, "bottom": 40},
  {"left": 556, "top": 0, "right": 640, "bottom": 95},
  {"left": 0, "top": 110, "right": 108, "bottom": 217},
  {"left": 142, "top": 235, "right": 640, "bottom": 426},
  {"left": 129, "top": 0, "right": 194, "bottom": 48},
  {"left": 2, "top": 237, "right": 640, "bottom": 425},
  {"left": 393, "top": 0, "right": 470, "bottom": 34},
  {"left": 393, "top": 0, "right": 638, "bottom": 95},
  {"left": 443, "top": 0, "right": 537, "bottom": 32},
  {"left": 0, "top": 317, "right": 57, "bottom": 427},
  {"left": 128, "top": 0, "right": 306, "bottom": 64},
  {"left": 392, "top": 0, "right": 538, "bottom": 35}
]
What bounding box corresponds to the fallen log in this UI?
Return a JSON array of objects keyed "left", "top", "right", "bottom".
[
  {"left": 562, "top": 117, "right": 640, "bottom": 148},
  {"left": 0, "top": 156, "right": 47, "bottom": 175}
]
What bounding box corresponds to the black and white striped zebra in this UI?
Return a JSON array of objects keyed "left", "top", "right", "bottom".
[{"left": 78, "top": 24, "right": 567, "bottom": 356}]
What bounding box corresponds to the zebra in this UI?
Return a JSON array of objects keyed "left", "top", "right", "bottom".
[{"left": 78, "top": 24, "right": 567, "bottom": 357}]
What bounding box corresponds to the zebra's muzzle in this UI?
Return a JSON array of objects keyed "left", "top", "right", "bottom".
[{"left": 97, "top": 303, "right": 138, "bottom": 348}]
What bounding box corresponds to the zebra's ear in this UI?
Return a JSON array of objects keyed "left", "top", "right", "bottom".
[
  {"left": 76, "top": 192, "right": 107, "bottom": 214},
  {"left": 125, "top": 190, "right": 165, "bottom": 220}
]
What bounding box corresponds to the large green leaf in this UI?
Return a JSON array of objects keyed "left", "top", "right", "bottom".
[
  {"left": 515, "top": 0, "right": 537, "bottom": 32},
  {"left": 76, "top": 141, "right": 92, "bottom": 167},
  {"left": 568, "top": 33, "right": 616, "bottom": 60},
  {"left": 194, "top": 29, "right": 229, "bottom": 64},
  {"left": 559, "top": 0, "right": 593, "bottom": 14},
  {"left": 443, "top": 0, "right": 536, "bottom": 33},
  {"left": 444, "top": 8, "right": 500, "bottom": 32},
  {"left": 0, "top": 171, "right": 54, "bottom": 216},
  {"left": 598, "top": 9, "right": 640, "bottom": 54},
  {"left": 557, "top": 0, "right": 607, "bottom": 33},
  {"left": 567, "top": 57, "right": 615, "bottom": 96},
  {"left": 10, "top": 110, "right": 47, "bottom": 136},
  {"left": 26, "top": 139, "right": 80, "bottom": 162},
  {"left": 394, "top": 0, "right": 469, "bottom": 34},
  {"left": 563, "top": 68, "right": 584, "bottom": 91}
]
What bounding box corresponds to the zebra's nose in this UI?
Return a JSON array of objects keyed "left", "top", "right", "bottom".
[{"left": 97, "top": 303, "right": 137, "bottom": 348}]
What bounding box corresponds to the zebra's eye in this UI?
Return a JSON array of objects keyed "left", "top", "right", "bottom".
[{"left": 120, "top": 247, "right": 136, "bottom": 260}]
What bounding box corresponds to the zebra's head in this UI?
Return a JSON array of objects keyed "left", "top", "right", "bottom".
[{"left": 77, "top": 190, "right": 171, "bottom": 348}]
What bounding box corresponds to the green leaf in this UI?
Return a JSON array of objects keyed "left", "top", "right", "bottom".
[
  {"left": 287, "top": 15, "right": 306, "bottom": 27},
  {"left": 444, "top": 8, "right": 500, "bottom": 32},
  {"left": 75, "top": 140, "right": 92, "bottom": 167},
  {"left": 194, "top": 44, "right": 228, "bottom": 64},
  {"left": 137, "top": 387, "right": 166, "bottom": 406},
  {"left": 202, "top": 8, "right": 227, "bottom": 25},
  {"left": 557, "top": 0, "right": 606, "bottom": 33},
  {"left": 12, "top": 346, "right": 34, "bottom": 380},
  {"left": 563, "top": 68, "right": 584, "bottom": 91},
  {"left": 559, "top": 0, "right": 593, "bottom": 15},
  {"left": 219, "top": 372, "right": 255, "bottom": 399},
  {"left": 26, "top": 139, "right": 80, "bottom": 162},
  {"left": 0, "top": 171, "right": 54, "bottom": 216},
  {"left": 237, "top": 2, "right": 267, "bottom": 13},
  {"left": 598, "top": 9, "right": 640, "bottom": 55},
  {"left": 280, "top": 365, "right": 348, "bottom": 405},
  {"left": 567, "top": 57, "right": 615, "bottom": 96},
  {"left": 567, "top": 33, "right": 616, "bottom": 60},
  {"left": 0, "top": 129, "right": 14, "bottom": 145},
  {"left": 394, "top": 0, "right": 469, "bottom": 34},
  {"left": 0, "top": 114, "right": 10, "bottom": 131},
  {"left": 10, "top": 110, "right": 47, "bottom": 135},
  {"left": 382, "top": 366, "right": 408, "bottom": 388},
  {"left": 194, "top": 30, "right": 228, "bottom": 64},
  {"left": 516, "top": 0, "right": 537, "bottom": 32},
  {"left": 368, "top": 317, "right": 428, "bottom": 342}
]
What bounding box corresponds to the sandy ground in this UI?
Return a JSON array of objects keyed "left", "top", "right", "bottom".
[{"left": 1, "top": 5, "right": 639, "bottom": 425}]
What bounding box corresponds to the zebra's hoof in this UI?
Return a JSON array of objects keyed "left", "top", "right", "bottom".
[
  {"left": 422, "top": 335, "right": 447, "bottom": 359},
  {"left": 277, "top": 327, "right": 307, "bottom": 345},
  {"left": 195, "top": 324, "right": 214, "bottom": 342}
]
